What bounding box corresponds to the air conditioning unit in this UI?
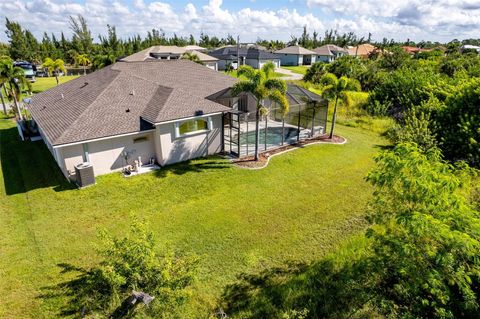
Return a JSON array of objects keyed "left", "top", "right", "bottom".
[{"left": 75, "top": 163, "right": 95, "bottom": 187}]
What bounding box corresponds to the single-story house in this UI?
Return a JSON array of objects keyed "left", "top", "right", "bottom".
[
  {"left": 313, "top": 45, "right": 348, "bottom": 63},
  {"left": 27, "top": 59, "right": 326, "bottom": 181},
  {"left": 28, "top": 60, "right": 236, "bottom": 179},
  {"left": 274, "top": 46, "right": 317, "bottom": 66},
  {"left": 121, "top": 46, "right": 219, "bottom": 71},
  {"left": 209, "top": 46, "right": 281, "bottom": 70},
  {"left": 347, "top": 44, "right": 378, "bottom": 58}
]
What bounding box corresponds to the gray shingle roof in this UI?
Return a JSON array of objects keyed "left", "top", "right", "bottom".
[
  {"left": 29, "top": 60, "right": 237, "bottom": 146},
  {"left": 275, "top": 46, "right": 316, "bottom": 55}
]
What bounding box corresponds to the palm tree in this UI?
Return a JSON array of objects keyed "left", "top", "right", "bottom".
[
  {"left": 182, "top": 52, "right": 204, "bottom": 65},
  {"left": 43, "top": 58, "right": 67, "bottom": 85},
  {"left": 232, "top": 62, "right": 289, "bottom": 161},
  {"left": 75, "top": 54, "right": 91, "bottom": 75},
  {"left": 0, "top": 57, "right": 30, "bottom": 120},
  {"left": 0, "top": 56, "right": 10, "bottom": 115},
  {"left": 320, "top": 73, "right": 360, "bottom": 139}
]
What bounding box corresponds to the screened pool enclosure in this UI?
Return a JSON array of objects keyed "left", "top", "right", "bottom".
[{"left": 223, "top": 84, "right": 328, "bottom": 157}]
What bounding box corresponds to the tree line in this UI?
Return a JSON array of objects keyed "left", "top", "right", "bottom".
[
  {"left": 4, "top": 15, "right": 480, "bottom": 70},
  {"left": 2, "top": 15, "right": 238, "bottom": 69}
]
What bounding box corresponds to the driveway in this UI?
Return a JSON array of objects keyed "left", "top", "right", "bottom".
[{"left": 276, "top": 67, "right": 304, "bottom": 81}]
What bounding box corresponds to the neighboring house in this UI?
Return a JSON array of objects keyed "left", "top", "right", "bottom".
[
  {"left": 347, "top": 44, "right": 377, "bottom": 58},
  {"left": 209, "top": 46, "right": 281, "bottom": 70},
  {"left": 401, "top": 46, "right": 433, "bottom": 55},
  {"left": 274, "top": 46, "right": 317, "bottom": 66},
  {"left": 121, "top": 46, "right": 219, "bottom": 71},
  {"left": 460, "top": 44, "right": 480, "bottom": 53},
  {"left": 185, "top": 45, "right": 208, "bottom": 52},
  {"left": 28, "top": 60, "right": 236, "bottom": 179},
  {"left": 313, "top": 45, "right": 348, "bottom": 63}
]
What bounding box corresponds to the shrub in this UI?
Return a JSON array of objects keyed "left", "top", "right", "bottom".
[{"left": 58, "top": 217, "right": 199, "bottom": 318}]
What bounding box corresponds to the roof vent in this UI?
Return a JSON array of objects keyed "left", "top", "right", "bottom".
[
  {"left": 126, "top": 108, "right": 130, "bottom": 113},
  {"left": 130, "top": 89, "right": 135, "bottom": 96},
  {"left": 61, "top": 93, "right": 64, "bottom": 99}
]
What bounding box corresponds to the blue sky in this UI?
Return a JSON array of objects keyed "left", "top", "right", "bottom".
[{"left": 1, "top": 0, "right": 479, "bottom": 43}]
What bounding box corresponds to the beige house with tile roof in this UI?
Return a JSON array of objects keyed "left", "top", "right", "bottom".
[{"left": 121, "top": 45, "right": 218, "bottom": 70}]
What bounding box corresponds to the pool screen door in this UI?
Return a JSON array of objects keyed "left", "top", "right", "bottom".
[{"left": 223, "top": 111, "right": 240, "bottom": 157}]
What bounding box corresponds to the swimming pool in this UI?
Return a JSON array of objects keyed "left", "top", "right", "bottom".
[{"left": 236, "top": 127, "right": 298, "bottom": 145}]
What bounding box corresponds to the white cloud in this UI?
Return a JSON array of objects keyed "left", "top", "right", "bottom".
[
  {"left": 0, "top": 0, "right": 479, "bottom": 43},
  {"left": 308, "top": 0, "right": 480, "bottom": 39}
]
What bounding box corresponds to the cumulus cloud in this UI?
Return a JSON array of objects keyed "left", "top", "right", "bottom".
[
  {"left": 0, "top": 0, "right": 326, "bottom": 42},
  {"left": 308, "top": 0, "right": 480, "bottom": 40},
  {"left": 0, "top": 0, "right": 479, "bottom": 43}
]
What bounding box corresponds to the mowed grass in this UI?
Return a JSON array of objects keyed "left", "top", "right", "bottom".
[
  {"left": 31, "top": 76, "right": 79, "bottom": 93},
  {"left": 282, "top": 65, "right": 309, "bottom": 75},
  {"left": 0, "top": 119, "right": 387, "bottom": 318}
]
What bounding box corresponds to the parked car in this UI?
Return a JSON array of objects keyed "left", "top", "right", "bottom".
[{"left": 36, "top": 70, "right": 48, "bottom": 77}]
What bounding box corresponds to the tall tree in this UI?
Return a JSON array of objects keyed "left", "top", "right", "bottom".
[
  {"left": 320, "top": 73, "right": 360, "bottom": 139},
  {"left": 0, "top": 56, "right": 29, "bottom": 120},
  {"left": 69, "top": 15, "right": 93, "bottom": 54},
  {"left": 5, "top": 18, "right": 28, "bottom": 60},
  {"left": 232, "top": 62, "right": 289, "bottom": 161}
]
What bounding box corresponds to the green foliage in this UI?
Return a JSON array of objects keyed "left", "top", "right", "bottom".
[
  {"left": 388, "top": 108, "right": 437, "bottom": 151},
  {"left": 57, "top": 217, "right": 199, "bottom": 318},
  {"left": 379, "top": 46, "right": 412, "bottom": 71},
  {"left": 435, "top": 79, "right": 480, "bottom": 166},
  {"left": 303, "top": 61, "right": 327, "bottom": 83},
  {"left": 367, "top": 66, "right": 444, "bottom": 117},
  {"left": 181, "top": 52, "right": 204, "bottom": 65},
  {"left": 366, "top": 143, "right": 480, "bottom": 318},
  {"left": 320, "top": 73, "right": 360, "bottom": 138},
  {"left": 327, "top": 55, "right": 366, "bottom": 79}
]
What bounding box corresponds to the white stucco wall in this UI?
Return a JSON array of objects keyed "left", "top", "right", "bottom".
[
  {"left": 58, "top": 131, "right": 156, "bottom": 177},
  {"left": 205, "top": 62, "right": 218, "bottom": 71},
  {"left": 154, "top": 114, "right": 223, "bottom": 166}
]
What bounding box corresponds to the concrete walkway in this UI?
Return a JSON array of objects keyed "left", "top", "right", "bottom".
[{"left": 276, "top": 67, "right": 304, "bottom": 81}]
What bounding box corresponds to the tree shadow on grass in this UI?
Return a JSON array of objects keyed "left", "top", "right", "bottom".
[
  {"left": 39, "top": 262, "right": 124, "bottom": 318},
  {"left": 1, "top": 126, "right": 75, "bottom": 195},
  {"left": 154, "top": 157, "right": 232, "bottom": 178},
  {"left": 220, "top": 259, "right": 379, "bottom": 318}
]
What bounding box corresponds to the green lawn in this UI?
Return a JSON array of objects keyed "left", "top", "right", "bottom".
[
  {"left": 0, "top": 119, "right": 387, "bottom": 318},
  {"left": 224, "top": 70, "right": 286, "bottom": 80},
  {"left": 282, "top": 65, "right": 309, "bottom": 75},
  {"left": 31, "top": 76, "right": 79, "bottom": 93}
]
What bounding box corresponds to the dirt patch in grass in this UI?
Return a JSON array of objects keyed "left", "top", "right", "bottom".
[{"left": 233, "top": 134, "right": 346, "bottom": 169}]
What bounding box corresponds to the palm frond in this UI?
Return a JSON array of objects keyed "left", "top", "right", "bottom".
[
  {"left": 231, "top": 81, "right": 256, "bottom": 97},
  {"left": 264, "top": 78, "right": 287, "bottom": 94},
  {"left": 261, "top": 61, "right": 275, "bottom": 79},
  {"left": 268, "top": 89, "right": 289, "bottom": 116},
  {"left": 237, "top": 65, "right": 256, "bottom": 80}
]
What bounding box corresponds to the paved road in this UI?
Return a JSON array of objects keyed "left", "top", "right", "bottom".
[{"left": 276, "top": 67, "right": 304, "bottom": 81}]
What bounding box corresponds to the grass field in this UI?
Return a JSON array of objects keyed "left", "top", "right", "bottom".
[
  {"left": 31, "top": 76, "right": 79, "bottom": 93},
  {"left": 0, "top": 119, "right": 387, "bottom": 318},
  {"left": 282, "top": 65, "right": 309, "bottom": 75}
]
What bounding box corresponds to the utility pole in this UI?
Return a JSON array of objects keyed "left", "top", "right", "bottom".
[{"left": 237, "top": 35, "right": 240, "bottom": 69}]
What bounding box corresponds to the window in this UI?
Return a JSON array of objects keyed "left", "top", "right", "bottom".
[{"left": 178, "top": 119, "right": 209, "bottom": 136}]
